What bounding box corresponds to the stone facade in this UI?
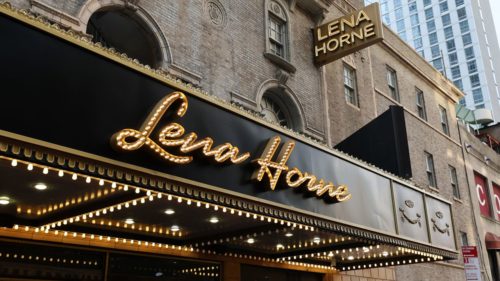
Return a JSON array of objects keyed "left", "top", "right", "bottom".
[{"left": 5, "top": 0, "right": 498, "bottom": 280}]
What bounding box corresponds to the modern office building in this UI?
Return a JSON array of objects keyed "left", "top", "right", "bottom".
[{"left": 365, "top": 0, "right": 500, "bottom": 124}]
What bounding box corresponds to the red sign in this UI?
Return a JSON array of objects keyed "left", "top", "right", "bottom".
[
  {"left": 474, "top": 173, "right": 491, "bottom": 217},
  {"left": 461, "top": 246, "right": 482, "bottom": 281},
  {"left": 493, "top": 182, "right": 500, "bottom": 221}
]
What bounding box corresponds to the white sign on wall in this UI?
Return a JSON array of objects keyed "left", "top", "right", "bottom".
[{"left": 462, "top": 246, "right": 482, "bottom": 281}]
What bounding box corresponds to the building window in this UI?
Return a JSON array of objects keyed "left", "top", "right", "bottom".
[
  {"left": 439, "top": 105, "right": 450, "bottom": 136},
  {"left": 444, "top": 26, "right": 454, "bottom": 39},
  {"left": 387, "top": 66, "right": 400, "bottom": 101},
  {"left": 414, "top": 38, "right": 423, "bottom": 49},
  {"left": 441, "top": 14, "right": 451, "bottom": 26},
  {"left": 265, "top": 1, "right": 290, "bottom": 64},
  {"left": 425, "top": 152, "right": 437, "bottom": 188},
  {"left": 433, "top": 58, "right": 443, "bottom": 70},
  {"left": 462, "top": 33, "right": 472, "bottom": 46},
  {"left": 260, "top": 96, "right": 290, "bottom": 127},
  {"left": 451, "top": 65, "right": 461, "bottom": 79},
  {"left": 416, "top": 88, "right": 427, "bottom": 120},
  {"left": 470, "top": 74, "right": 480, "bottom": 88},
  {"left": 431, "top": 45, "right": 440, "bottom": 58},
  {"left": 465, "top": 46, "right": 475, "bottom": 60},
  {"left": 460, "top": 231, "right": 468, "bottom": 246},
  {"left": 472, "top": 88, "right": 483, "bottom": 104},
  {"left": 344, "top": 65, "right": 358, "bottom": 107},
  {"left": 409, "top": 2, "right": 417, "bottom": 13},
  {"left": 454, "top": 79, "right": 463, "bottom": 90},
  {"left": 450, "top": 165, "right": 460, "bottom": 199},
  {"left": 429, "top": 32, "right": 438, "bottom": 45},
  {"left": 425, "top": 8, "right": 434, "bottom": 20},
  {"left": 457, "top": 7, "right": 467, "bottom": 20},
  {"left": 449, "top": 52, "right": 458, "bottom": 65},
  {"left": 412, "top": 26, "right": 421, "bottom": 38},
  {"left": 459, "top": 20, "right": 469, "bottom": 33},
  {"left": 455, "top": 0, "right": 464, "bottom": 7},
  {"left": 395, "top": 7, "right": 404, "bottom": 20},
  {"left": 397, "top": 19, "right": 406, "bottom": 32},
  {"left": 467, "top": 60, "right": 477, "bottom": 74},
  {"left": 440, "top": 2, "right": 449, "bottom": 13},
  {"left": 446, "top": 39, "right": 456, "bottom": 52},
  {"left": 410, "top": 14, "right": 419, "bottom": 26},
  {"left": 268, "top": 16, "right": 286, "bottom": 58},
  {"left": 424, "top": 0, "right": 431, "bottom": 7},
  {"left": 427, "top": 20, "right": 436, "bottom": 32}
]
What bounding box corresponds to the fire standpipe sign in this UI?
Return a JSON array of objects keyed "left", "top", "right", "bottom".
[{"left": 462, "top": 246, "right": 482, "bottom": 281}]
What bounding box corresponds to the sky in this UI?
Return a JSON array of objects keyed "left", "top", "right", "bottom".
[{"left": 490, "top": 0, "right": 500, "bottom": 47}]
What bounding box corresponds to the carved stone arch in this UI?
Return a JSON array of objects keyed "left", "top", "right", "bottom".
[
  {"left": 256, "top": 79, "right": 306, "bottom": 132},
  {"left": 76, "top": 0, "right": 171, "bottom": 69}
]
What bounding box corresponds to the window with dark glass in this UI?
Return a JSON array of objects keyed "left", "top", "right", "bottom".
[
  {"left": 414, "top": 38, "right": 423, "bottom": 49},
  {"left": 444, "top": 26, "right": 454, "bottom": 39},
  {"left": 425, "top": 7, "right": 434, "bottom": 20},
  {"left": 465, "top": 46, "right": 475, "bottom": 60},
  {"left": 439, "top": 105, "right": 450, "bottom": 136},
  {"left": 427, "top": 20, "right": 436, "bottom": 32},
  {"left": 462, "top": 33, "right": 472, "bottom": 46},
  {"left": 472, "top": 88, "right": 483, "bottom": 104},
  {"left": 451, "top": 65, "right": 461, "bottom": 79},
  {"left": 424, "top": 0, "right": 431, "bottom": 7},
  {"left": 460, "top": 231, "right": 468, "bottom": 246},
  {"left": 433, "top": 58, "right": 443, "bottom": 70},
  {"left": 344, "top": 64, "right": 358, "bottom": 107},
  {"left": 431, "top": 45, "right": 441, "bottom": 58},
  {"left": 416, "top": 88, "right": 427, "bottom": 120},
  {"left": 446, "top": 39, "right": 456, "bottom": 52},
  {"left": 441, "top": 14, "right": 451, "bottom": 26},
  {"left": 409, "top": 1, "right": 417, "bottom": 13},
  {"left": 468, "top": 60, "right": 477, "bottom": 74},
  {"left": 455, "top": 0, "right": 464, "bottom": 7},
  {"left": 440, "top": 2, "right": 449, "bottom": 12},
  {"left": 425, "top": 152, "right": 437, "bottom": 187},
  {"left": 470, "top": 74, "right": 480, "bottom": 87},
  {"left": 449, "top": 52, "right": 458, "bottom": 65},
  {"left": 429, "top": 32, "right": 438, "bottom": 45},
  {"left": 459, "top": 20, "right": 469, "bottom": 33},
  {"left": 457, "top": 7, "right": 467, "bottom": 20},
  {"left": 387, "top": 66, "right": 400, "bottom": 101},
  {"left": 454, "top": 79, "right": 463, "bottom": 90},
  {"left": 450, "top": 165, "right": 460, "bottom": 198}
]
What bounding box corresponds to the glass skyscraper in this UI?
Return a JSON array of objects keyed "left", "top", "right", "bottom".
[{"left": 365, "top": 0, "right": 500, "bottom": 123}]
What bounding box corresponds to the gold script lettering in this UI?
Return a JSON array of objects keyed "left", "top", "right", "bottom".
[
  {"left": 253, "top": 137, "right": 352, "bottom": 202},
  {"left": 112, "top": 91, "right": 250, "bottom": 165}
]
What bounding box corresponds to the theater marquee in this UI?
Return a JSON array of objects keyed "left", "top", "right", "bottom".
[{"left": 313, "top": 3, "right": 384, "bottom": 66}]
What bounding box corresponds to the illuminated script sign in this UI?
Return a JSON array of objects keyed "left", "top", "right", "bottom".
[
  {"left": 112, "top": 92, "right": 351, "bottom": 203},
  {"left": 313, "top": 3, "right": 383, "bottom": 66}
]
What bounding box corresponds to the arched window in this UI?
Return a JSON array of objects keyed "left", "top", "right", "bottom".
[
  {"left": 259, "top": 87, "right": 303, "bottom": 131},
  {"left": 87, "top": 7, "right": 163, "bottom": 68}
]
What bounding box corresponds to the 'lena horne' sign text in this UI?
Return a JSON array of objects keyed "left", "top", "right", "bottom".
[
  {"left": 112, "top": 92, "right": 351, "bottom": 203},
  {"left": 313, "top": 3, "right": 383, "bottom": 66}
]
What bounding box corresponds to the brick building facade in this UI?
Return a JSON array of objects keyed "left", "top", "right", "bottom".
[{"left": 2, "top": 0, "right": 498, "bottom": 280}]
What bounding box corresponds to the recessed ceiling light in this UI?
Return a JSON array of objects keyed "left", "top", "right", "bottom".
[
  {"left": 247, "top": 238, "right": 255, "bottom": 244},
  {"left": 34, "top": 183, "right": 47, "bottom": 191},
  {"left": 328, "top": 252, "right": 334, "bottom": 257},
  {"left": 276, "top": 243, "right": 284, "bottom": 249},
  {"left": 362, "top": 247, "right": 370, "bottom": 253},
  {"left": 347, "top": 256, "right": 354, "bottom": 260},
  {"left": 209, "top": 217, "right": 219, "bottom": 224},
  {"left": 382, "top": 251, "right": 389, "bottom": 257},
  {"left": 285, "top": 232, "right": 293, "bottom": 237},
  {"left": 170, "top": 225, "right": 180, "bottom": 232},
  {"left": 313, "top": 237, "right": 321, "bottom": 243},
  {"left": 0, "top": 196, "right": 10, "bottom": 205},
  {"left": 164, "top": 209, "right": 175, "bottom": 215},
  {"left": 124, "top": 218, "right": 134, "bottom": 225}
]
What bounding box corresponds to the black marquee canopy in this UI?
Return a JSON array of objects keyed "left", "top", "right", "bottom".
[{"left": 0, "top": 2, "right": 457, "bottom": 276}]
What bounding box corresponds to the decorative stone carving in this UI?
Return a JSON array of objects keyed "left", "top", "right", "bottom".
[{"left": 204, "top": 0, "right": 227, "bottom": 28}]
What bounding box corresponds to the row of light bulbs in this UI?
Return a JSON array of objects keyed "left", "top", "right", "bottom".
[{"left": 0, "top": 251, "right": 99, "bottom": 266}]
